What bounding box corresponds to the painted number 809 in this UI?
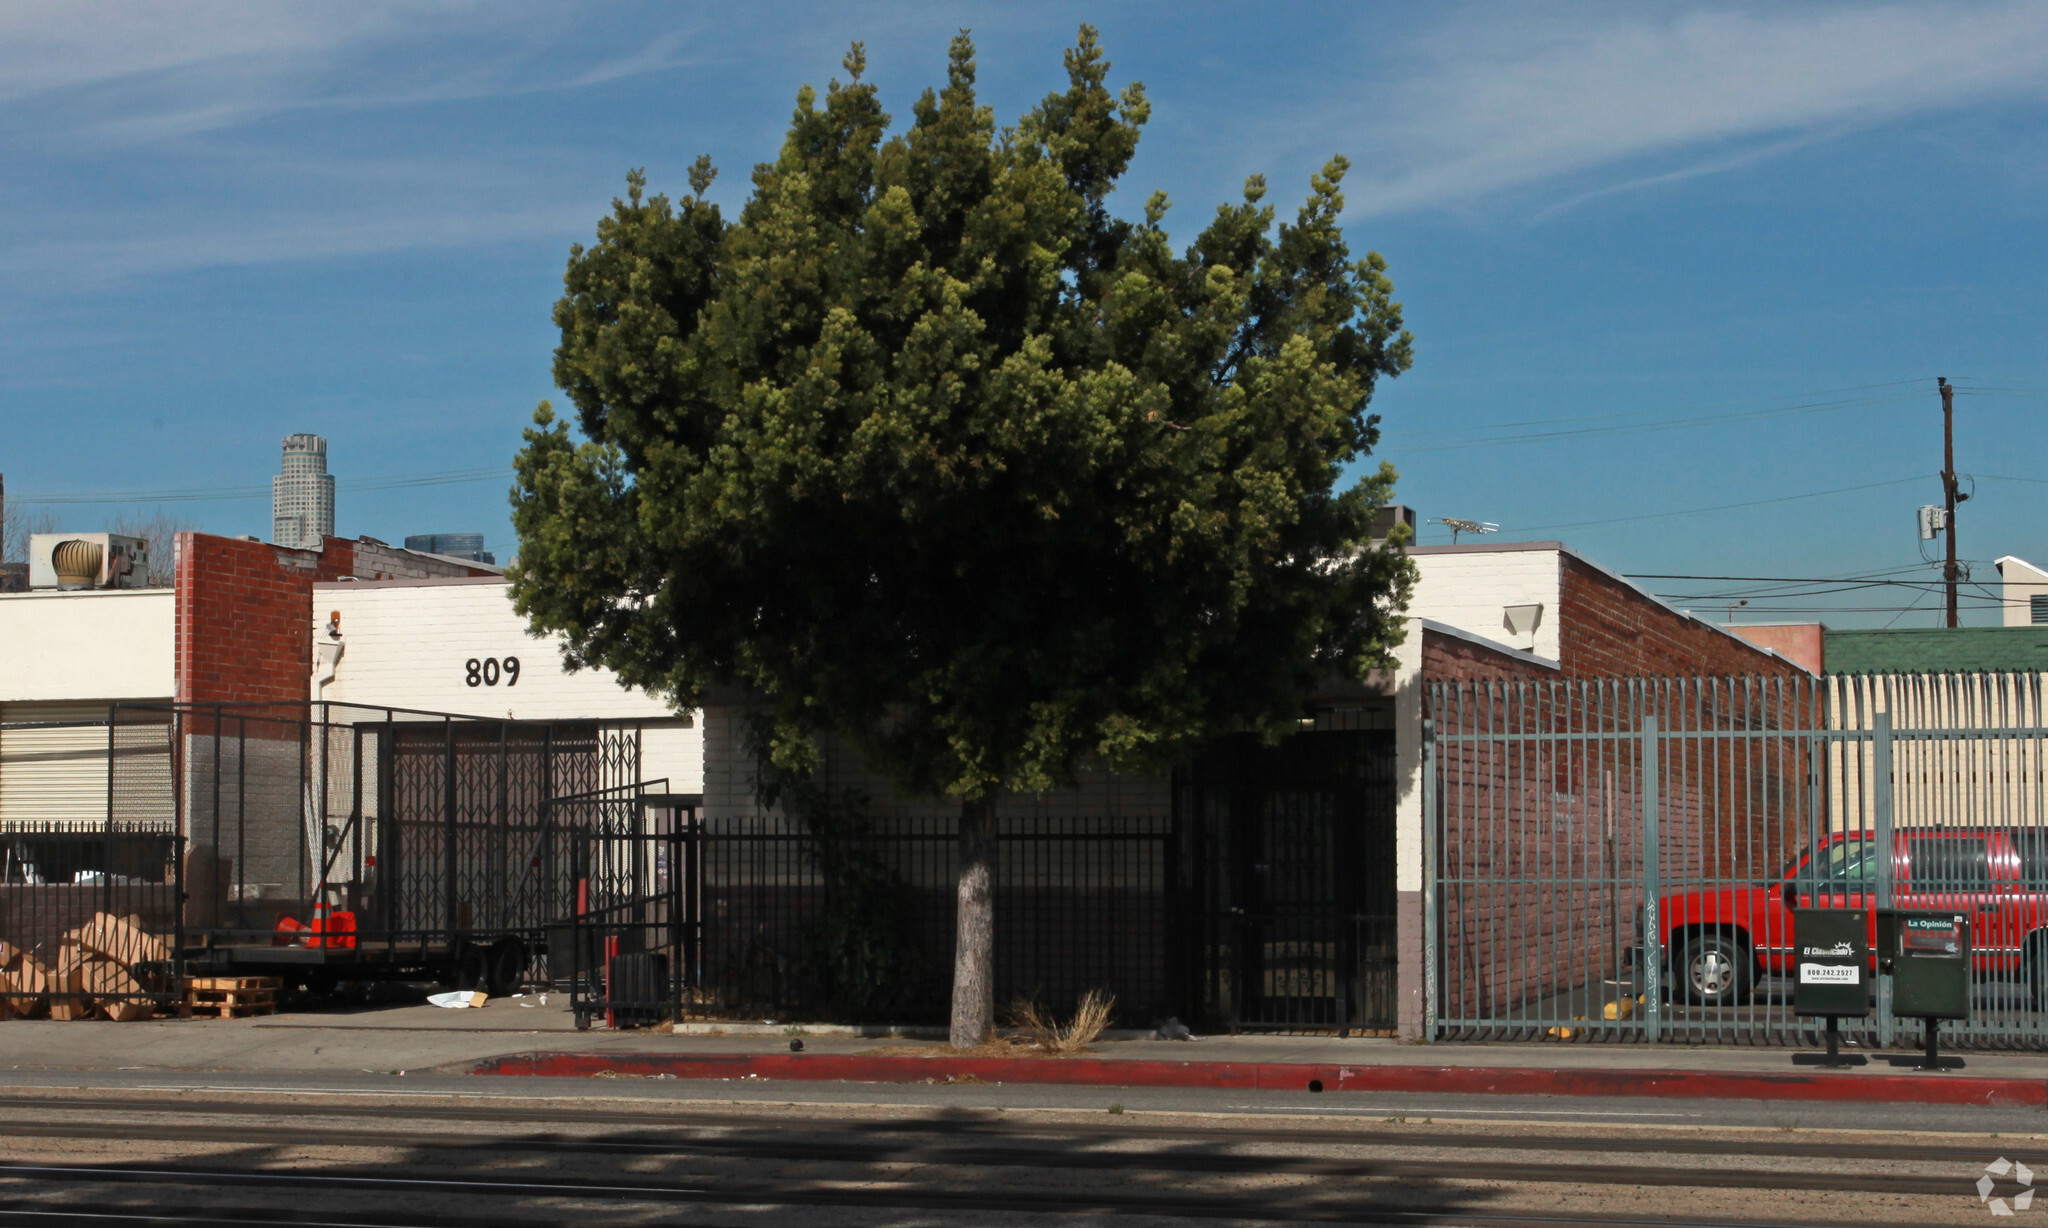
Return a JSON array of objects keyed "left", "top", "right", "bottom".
[{"left": 464, "top": 657, "right": 521, "bottom": 687}]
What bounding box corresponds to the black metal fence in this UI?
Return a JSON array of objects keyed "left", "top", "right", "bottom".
[
  {"left": 7, "top": 699, "right": 1401, "bottom": 1032},
  {"left": 681, "top": 809, "right": 1178, "bottom": 1026},
  {"left": 2, "top": 709, "right": 186, "bottom": 1017},
  {"left": 0, "top": 825, "right": 185, "bottom": 1017}
]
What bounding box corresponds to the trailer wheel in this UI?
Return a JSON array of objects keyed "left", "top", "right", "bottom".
[
  {"left": 455, "top": 944, "right": 490, "bottom": 991},
  {"left": 485, "top": 938, "right": 526, "bottom": 997}
]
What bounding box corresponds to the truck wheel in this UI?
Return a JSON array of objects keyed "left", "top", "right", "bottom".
[
  {"left": 2027, "top": 935, "right": 2048, "bottom": 1011},
  {"left": 1679, "top": 932, "right": 1752, "bottom": 1007}
]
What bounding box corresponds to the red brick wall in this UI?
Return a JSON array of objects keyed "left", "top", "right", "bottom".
[
  {"left": 175, "top": 534, "right": 344, "bottom": 710},
  {"left": 1723, "top": 623, "right": 1824, "bottom": 674},
  {"left": 1421, "top": 627, "right": 1556, "bottom": 682},
  {"left": 1560, "top": 555, "right": 1804, "bottom": 678},
  {"left": 175, "top": 533, "right": 494, "bottom": 711}
]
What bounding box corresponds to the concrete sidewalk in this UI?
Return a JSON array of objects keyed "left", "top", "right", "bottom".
[{"left": 7, "top": 999, "right": 2048, "bottom": 1106}]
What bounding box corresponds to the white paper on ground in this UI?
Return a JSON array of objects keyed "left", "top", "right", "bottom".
[{"left": 428, "top": 990, "right": 489, "bottom": 1009}]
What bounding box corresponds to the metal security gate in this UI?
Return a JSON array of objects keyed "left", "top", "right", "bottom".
[
  {"left": 557, "top": 784, "right": 692, "bottom": 1029},
  {"left": 1426, "top": 672, "right": 2048, "bottom": 1047},
  {"left": 1180, "top": 730, "right": 1397, "bottom": 1033},
  {"left": 375, "top": 721, "right": 636, "bottom": 948}
]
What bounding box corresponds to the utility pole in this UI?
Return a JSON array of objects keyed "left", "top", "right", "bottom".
[{"left": 1940, "top": 377, "right": 1959, "bottom": 628}]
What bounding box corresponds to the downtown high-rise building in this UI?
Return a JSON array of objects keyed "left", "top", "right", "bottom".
[
  {"left": 272, "top": 433, "right": 335, "bottom": 549},
  {"left": 404, "top": 533, "right": 495, "bottom": 564}
]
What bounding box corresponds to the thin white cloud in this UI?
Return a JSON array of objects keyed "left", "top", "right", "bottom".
[
  {"left": 565, "top": 27, "right": 700, "bottom": 90},
  {"left": 1523, "top": 126, "right": 1841, "bottom": 223},
  {"left": 0, "top": 1, "right": 694, "bottom": 144},
  {"left": 0, "top": 3, "right": 439, "bottom": 104},
  {"left": 0, "top": 145, "right": 612, "bottom": 290},
  {"left": 0, "top": 202, "right": 587, "bottom": 287},
  {"left": 1348, "top": 1, "right": 2048, "bottom": 215}
]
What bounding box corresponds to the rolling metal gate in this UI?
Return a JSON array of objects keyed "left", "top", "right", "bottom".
[{"left": 1426, "top": 672, "right": 2048, "bottom": 1047}]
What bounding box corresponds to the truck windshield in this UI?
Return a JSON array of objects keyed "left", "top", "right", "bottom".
[{"left": 1786, "top": 837, "right": 1874, "bottom": 892}]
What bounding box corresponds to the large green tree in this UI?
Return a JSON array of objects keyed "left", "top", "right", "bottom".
[{"left": 512, "top": 28, "right": 1415, "bottom": 1046}]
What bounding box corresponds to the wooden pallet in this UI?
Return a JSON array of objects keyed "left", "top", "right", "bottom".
[{"left": 185, "top": 976, "right": 279, "bottom": 1019}]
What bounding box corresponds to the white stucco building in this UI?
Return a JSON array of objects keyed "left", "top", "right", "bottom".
[{"left": 0, "top": 588, "right": 175, "bottom": 830}]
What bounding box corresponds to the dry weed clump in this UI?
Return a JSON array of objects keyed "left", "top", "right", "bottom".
[{"left": 1006, "top": 989, "right": 1115, "bottom": 1056}]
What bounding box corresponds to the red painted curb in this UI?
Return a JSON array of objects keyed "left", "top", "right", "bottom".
[{"left": 465, "top": 1051, "right": 2048, "bottom": 1108}]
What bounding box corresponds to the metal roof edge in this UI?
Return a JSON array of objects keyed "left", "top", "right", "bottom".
[
  {"left": 313, "top": 575, "right": 510, "bottom": 590},
  {"left": 1408, "top": 540, "right": 1565, "bottom": 556},
  {"left": 1418, "top": 617, "right": 1563, "bottom": 672}
]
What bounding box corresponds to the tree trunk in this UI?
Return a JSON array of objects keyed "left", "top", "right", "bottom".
[{"left": 949, "top": 794, "right": 996, "bottom": 1048}]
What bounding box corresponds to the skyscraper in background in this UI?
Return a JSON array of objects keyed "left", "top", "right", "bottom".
[{"left": 272, "top": 434, "right": 335, "bottom": 549}]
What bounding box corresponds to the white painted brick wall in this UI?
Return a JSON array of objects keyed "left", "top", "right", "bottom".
[
  {"left": 0, "top": 589, "right": 174, "bottom": 703},
  {"left": 1406, "top": 549, "right": 1562, "bottom": 660},
  {"left": 312, "top": 579, "right": 701, "bottom": 791}
]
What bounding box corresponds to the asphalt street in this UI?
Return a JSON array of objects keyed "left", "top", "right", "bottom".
[{"left": 0, "top": 1077, "right": 2038, "bottom": 1226}]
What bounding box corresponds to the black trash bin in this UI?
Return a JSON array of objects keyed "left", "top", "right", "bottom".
[{"left": 606, "top": 951, "right": 671, "bottom": 1028}]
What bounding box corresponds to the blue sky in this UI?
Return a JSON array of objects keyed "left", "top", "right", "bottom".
[{"left": 5, "top": 1, "right": 2047, "bottom": 625}]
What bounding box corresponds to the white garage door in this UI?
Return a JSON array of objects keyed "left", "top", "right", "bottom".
[{"left": 0, "top": 701, "right": 168, "bottom": 832}]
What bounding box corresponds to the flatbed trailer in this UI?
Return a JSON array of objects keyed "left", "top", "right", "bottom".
[
  {"left": 183, "top": 935, "right": 534, "bottom": 994},
  {"left": 4, "top": 701, "right": 683, "bottom": 1013}
]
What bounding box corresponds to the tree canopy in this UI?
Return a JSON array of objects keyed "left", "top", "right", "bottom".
[{"left": 511, "top": 26, "right": 1415, "bottom": 805}]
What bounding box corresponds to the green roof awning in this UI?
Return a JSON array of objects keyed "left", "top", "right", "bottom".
[{"left": 1824, "top": 626, "right": 2048, "bottom": 674}]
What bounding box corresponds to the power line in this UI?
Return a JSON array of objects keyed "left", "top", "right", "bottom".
[
  {"left": 1398, "top": 390, "right": 1927, "bottom": 454},
  {"left": 1495, "top": 475, "right": 1931, "bottom": 534},
  {"left": 1628, "top": 572, "right": 1954, "bottom": 583},
  {"left": 13, "top": 467, "right": 513, "bottom": 506},
  {"left": 1397, "top": 378, "right": 1934, "bottom": 440},
  {"left": 1881, "top": 583, "right": 1936, "bottom": 627}
]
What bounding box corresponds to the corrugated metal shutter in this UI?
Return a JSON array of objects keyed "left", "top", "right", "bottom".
[{"left": 0, "top": 702, "right": 120, "bottom": 832}]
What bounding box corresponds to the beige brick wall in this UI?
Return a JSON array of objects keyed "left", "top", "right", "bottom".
[
  {"left": 313, "top": 578, "right": 701, "bottom": 792},
  {"left": 1408, "top": 546, "right": 1563, "bottom": 660}
]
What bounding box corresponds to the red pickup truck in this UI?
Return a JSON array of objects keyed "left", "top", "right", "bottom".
[{"left": 1656, "top": 827, "right": 2048, "bottom": 1007}]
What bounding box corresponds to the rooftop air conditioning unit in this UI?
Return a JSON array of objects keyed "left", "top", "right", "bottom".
[{"left": 28, "top": 533, "right": 151, "bottom": 591}]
